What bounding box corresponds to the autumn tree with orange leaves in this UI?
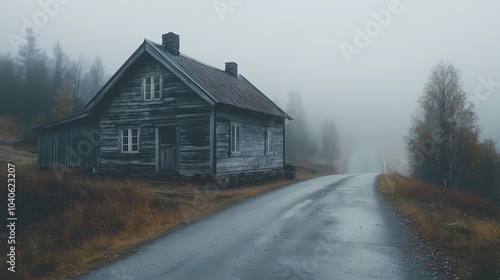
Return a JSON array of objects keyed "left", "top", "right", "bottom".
[{"left": 51, "top": 82, "right": 75, "bottom": 120}]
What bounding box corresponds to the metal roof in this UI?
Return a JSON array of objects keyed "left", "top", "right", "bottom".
[
  {"left": 33, "top": 112, "right": 93, "bottom": 131},
  {"left": 148, "top": 41, "right": 290, "bottom": 119},
  {"left": 85, "top": 39, "right": 290, "bottom": 119}
]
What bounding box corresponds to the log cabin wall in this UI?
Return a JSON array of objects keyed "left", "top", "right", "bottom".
[
  {"left": 96, "top": 54, "right": 212, "bottom": 176},
  {"left": 37, "top": 116, "right": 98, "bottom": 169},
  {"left": 215, "top": 109, "right": 284, "bottom": 175}
]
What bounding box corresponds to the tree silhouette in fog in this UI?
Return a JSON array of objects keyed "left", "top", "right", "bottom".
[
  {"left": 406, "top": 60, "right": 499, "bottom": 200},
  {"left": 0, "top": 28, "right": 107, "bottom": 131}
]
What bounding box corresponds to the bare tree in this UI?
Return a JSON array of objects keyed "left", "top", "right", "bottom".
[
  {"left": 16, "top": 28, "right": 54, "bottom": 122},
  {"left": 17, "top": 28, "right": 40, "bottom": 81},
  {"left": 65, "top": 54, "right": 86, "bottom": 101},
  {"left": 405, "top": 61, "right": 480, "bottom": 188},
  {"left": 86, "top": 55, "right": 105, "bottom": 100},
  {"left": 0, "top": 53, "right": 20, "bottom": 116},
  {"left": 52, "top": 40, "right": 68, "bottom": 95}
]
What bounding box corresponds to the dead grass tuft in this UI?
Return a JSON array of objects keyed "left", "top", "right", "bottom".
[{"left": 379, "top": 173, "right": 500, "bottom": 279}]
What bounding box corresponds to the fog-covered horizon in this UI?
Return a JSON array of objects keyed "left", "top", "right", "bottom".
[{"left": 2, "top": 0, "right": 499, "bottom": 170}]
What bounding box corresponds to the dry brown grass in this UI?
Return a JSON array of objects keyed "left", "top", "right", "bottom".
[
  {"left": 0, "top": 117, "right": 37, "bottom": 165},
  {"left": 0, "top": 162, "right": 320, "bottom": 279},
  {"left": 0, "top": 144, "right": 36, "bottom": 165},
  {"left": 379, "top": 173, "right": 500, "bottom": 279},
  {"left": 0, "top": 117, "right": 25, "bottom": 142}
]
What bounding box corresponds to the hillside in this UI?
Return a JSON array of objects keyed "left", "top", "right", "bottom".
[{"left": 0, "top": 117, "right": 36, "bottom": 165}]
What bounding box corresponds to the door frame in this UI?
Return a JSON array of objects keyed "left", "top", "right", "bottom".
[{"left": 155, "top": 125, "right": 179, "bottom": 173}]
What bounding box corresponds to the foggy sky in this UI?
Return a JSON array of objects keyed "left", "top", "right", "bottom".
[{"left": 1, "top": 0, "right": 499, "bottom": 170}]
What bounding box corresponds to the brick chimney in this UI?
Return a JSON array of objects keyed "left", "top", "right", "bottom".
[
  {"left": 162, "top": 32, "right": 180, "bottom": 56},
  {"left": 225, "top": 62, "right": 238, "bottom": 78}
]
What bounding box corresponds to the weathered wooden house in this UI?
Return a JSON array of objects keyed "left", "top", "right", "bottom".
[{"left": 36, "top": 32, "right": 290, "bottom": 179}]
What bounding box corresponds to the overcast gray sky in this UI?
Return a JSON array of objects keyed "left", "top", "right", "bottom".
[{"left": 1, "top": 0, "right": 499, "bottom": 170}]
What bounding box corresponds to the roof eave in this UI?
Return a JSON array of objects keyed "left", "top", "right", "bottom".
[
  {"left": 239, "top": 75, "right": 292, "bottom": 119},
  {"left": 84, "top": 40, "right": 149, "bottom": 111},
  {"left": 33, "top": 112, "right": 93, "bottom": 132},
  {"left": 215, "top": 103, "right": 291, "bottom": 120}
]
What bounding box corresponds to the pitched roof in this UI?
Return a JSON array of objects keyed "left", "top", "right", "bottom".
[
  {"left": 86, "top": 39, "right": 290, "bottom": 119},
  {"left": 33, "top": 112, "right": 93, "bottom": 131}
]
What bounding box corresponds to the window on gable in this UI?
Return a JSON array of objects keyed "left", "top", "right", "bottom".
[
  {"left": 230, "top": 122, "right": 241, "bottom": 155},
  {"left": 143, "top": 75, "right": 162, "bottom": 101},
  {"left": 266, "top": 128, "right": 274, "bottom": 155},
  {"left": 121, "top": 128, "right": 139, "bottom": 153}
]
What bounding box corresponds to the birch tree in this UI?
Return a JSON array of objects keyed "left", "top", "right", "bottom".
[{"left": 405, "top": 61, "right": 480, "bottom": 188}]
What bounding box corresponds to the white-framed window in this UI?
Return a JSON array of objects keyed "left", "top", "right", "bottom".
[
  {"left": 120, "top": 128, "right": 140, "bottom": 153},
  {"left": 266, "top": 127, "right": 274, "bottom": 155},
  {"left": 230, "top": 122, "right": 241, "bottom": 155},
  {"left": 143, "top": 75, "right": 163, "bottom": 101}
]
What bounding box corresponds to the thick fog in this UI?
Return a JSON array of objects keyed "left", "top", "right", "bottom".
[{"left": 1, "top": 0, "right": 499, "bottom": 171}]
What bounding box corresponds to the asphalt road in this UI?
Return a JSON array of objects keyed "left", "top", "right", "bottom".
[{"left": 78, "top": 174, "right": 433, "bottom": 280}]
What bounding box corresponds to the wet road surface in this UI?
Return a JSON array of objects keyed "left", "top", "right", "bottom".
[{"left": 78, "top": 174, "right": 433, "bottom": 280}]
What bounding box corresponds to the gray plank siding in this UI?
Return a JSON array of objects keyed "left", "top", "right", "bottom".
[
  {"left": 97, "top": 54, "right": 212, "bottom": 176},
  {"left": 37, "top": 118, "right": 98, "bottom": 168},
  {"left": 178, "top": 118, "right": 211, "bottom": 175},
  {"left": 215, "top": 110, "right": 284, "bottom": 175}
]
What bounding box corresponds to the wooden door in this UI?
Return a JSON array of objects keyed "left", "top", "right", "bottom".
[{"left": 159, "top": 127, "right": 177, "bottom": 172}]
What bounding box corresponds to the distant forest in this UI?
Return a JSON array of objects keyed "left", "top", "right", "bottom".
[
  {"left": 284, "top": 90, "right": 340, "bottom": 171},
  {"left": 0, "top": 28, "right": 107, "bottom": 126}
]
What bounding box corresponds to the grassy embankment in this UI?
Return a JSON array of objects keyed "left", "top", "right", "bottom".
[
  {"left": 0, "top": 164, "right": 322, "bottom": 279},
  {"left": 379, "top": 173, "right": 500, "bottom": 279}
]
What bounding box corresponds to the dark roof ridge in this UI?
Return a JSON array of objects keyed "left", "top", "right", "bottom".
[{"left": 148, "top": 39, "right": 228, "bottom": 75}]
